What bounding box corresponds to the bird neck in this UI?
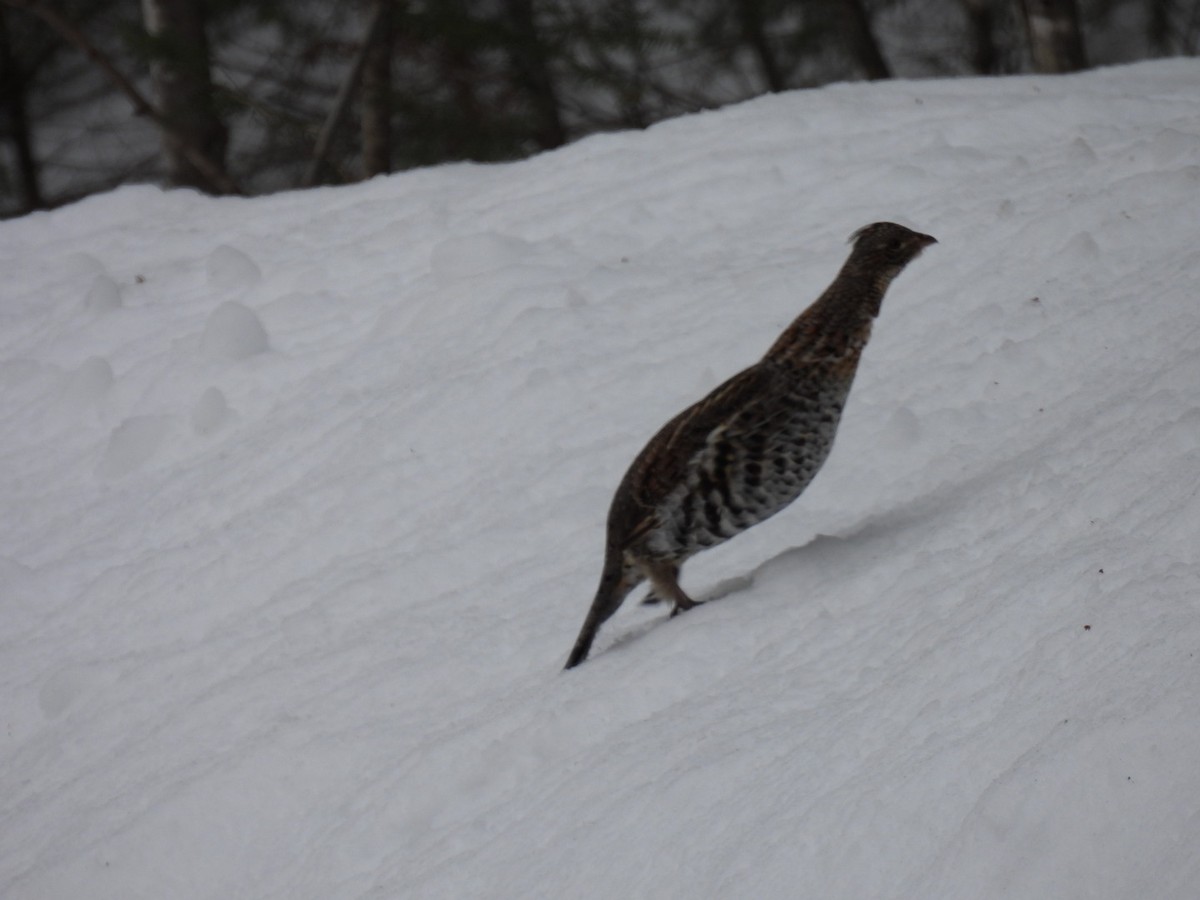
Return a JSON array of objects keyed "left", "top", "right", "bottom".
[
  {"left": 764, "top": 263, "right": 888, "bottom": 365},
  {"left": 817, "top": 257, "right": 897, "bottom": 321}
]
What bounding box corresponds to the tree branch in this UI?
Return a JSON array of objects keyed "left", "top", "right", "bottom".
[
  {"left": 302, "top": 0, "right": 389, "bottom": 188},
  {"left": 1, "top": 0, "right": 242, "bottom": 194}
]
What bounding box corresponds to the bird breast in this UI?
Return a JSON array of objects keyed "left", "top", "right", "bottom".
[{"left": 644, "top": 373, "right": 856, "bottom": 559}]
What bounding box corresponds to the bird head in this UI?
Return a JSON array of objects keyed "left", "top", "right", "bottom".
[
  {"left": 848, "top": 222, "right": 938, "bottom": 270},
  {"left": 841, "top": 222, "right": 937, "bottom": 303}
]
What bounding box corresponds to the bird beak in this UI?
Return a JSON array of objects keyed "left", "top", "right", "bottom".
[{"left": 916, "top": 233, "right": 937, "bottom": 248}]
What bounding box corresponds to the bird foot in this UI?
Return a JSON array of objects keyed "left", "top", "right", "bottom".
[{"left": 669, "top": 598, "right": 702, "bottom": 618}]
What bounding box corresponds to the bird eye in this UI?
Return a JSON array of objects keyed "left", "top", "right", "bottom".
[{"left": 888, "top": 239, "right": 902, "bottom": 250}]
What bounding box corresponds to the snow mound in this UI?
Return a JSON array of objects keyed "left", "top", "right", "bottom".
[
  {"left": 205, "top": 244, "right": 262, "bottom": 290},
  {"left": 191, "top": 386, "right": 232, "bottom": 434},
  {"left": 96, "top": 414, "right": 175, "bottom": 477},
  {"left": 84, "top": 274, "right": 122, "bottom": 312},
  {"left": 200, "top": 301, "right": 270, "bottom": 360},
  {"left": 62, "top": 356, "right": 114, "bottom": 406},
  {"left": 431, "top": 231, "right": 535, "bottom": 282}
]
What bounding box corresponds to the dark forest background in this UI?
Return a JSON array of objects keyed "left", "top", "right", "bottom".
[{"left": 1, "top": 0, "right": 1196, "bottom": 217}]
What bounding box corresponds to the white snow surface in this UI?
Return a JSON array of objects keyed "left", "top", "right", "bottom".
[{"left": 3, "top": 61, "right": 1200, "bottom": 899}]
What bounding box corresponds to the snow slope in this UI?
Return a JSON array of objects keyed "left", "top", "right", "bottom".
[{"left": 3, "top": 60, "right": 1200, "bottom": 899}]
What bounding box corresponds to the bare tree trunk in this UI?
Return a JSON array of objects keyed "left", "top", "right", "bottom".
[
  {"left": 1186, "top": 2, "right": 1200, "bottom": 54},
  {"left": 437, "top": 0, "right": 485, "bottom": 156},
  {"left": 504, "top": 0, "right": 566, "bottom": 149},
  {"left": 569, "top": 0, "right": 649, "bottom": 130},
  {"left": 837, "top": 0, "right": 891, "bottom": 80},
  {"left": 1019, "top": 0, "right": 1087, "bottom": 73},
  {"left": 0, "top": 5, "right": 44, "bottom": 212},
  {"left": 735, "top": 0, "right": 786, "bottom": 93},
  {"left": 141, "top": 0, "right": 228, "bottom": 191},
  {"left": 961, "top": 0, "right": 1000, "bottom": 73},
  {"left": 618, "top": 0, "right": 650, "bottom": 128},
  {"left": 1146, "top": 0, "right": 1177, "bottom": 53},
  {"left": 361, "top": 0, "right": 393, "bottom": 177}
]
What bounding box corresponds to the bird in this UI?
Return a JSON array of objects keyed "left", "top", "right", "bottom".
[{"left": 564, "top": 222, "right": 936, "bottom": 669}]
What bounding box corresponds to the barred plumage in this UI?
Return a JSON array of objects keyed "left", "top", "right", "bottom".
[{"left": 565, "top": 222, "right": 936, "bottom": 669}]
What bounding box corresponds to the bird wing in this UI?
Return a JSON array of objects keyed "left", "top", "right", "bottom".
[{"left": 612, "top": 362, "right": 782, "bottom": 528}]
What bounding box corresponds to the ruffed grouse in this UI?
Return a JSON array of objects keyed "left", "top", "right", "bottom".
[{"left": 564, "top": 222, "right": 936, "bottom": 669}]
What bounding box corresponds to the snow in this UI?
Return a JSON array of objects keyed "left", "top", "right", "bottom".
[
  {"left": 3, "top": 60, "right": 1200, "bottom": 899},
  {"left": 83, "top": 275, "right": 122, "bottom": 313},
  {"left": 200, "top": 301, "right": 270, "bottom": 361}
]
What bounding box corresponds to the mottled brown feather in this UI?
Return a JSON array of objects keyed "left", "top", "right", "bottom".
[{"left": 565, "top": 222, "right": 936, "bottom": 668}]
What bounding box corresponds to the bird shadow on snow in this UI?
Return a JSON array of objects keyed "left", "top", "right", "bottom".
[{"left": 602, "top": 483, "right": 965, "bottom": 659}]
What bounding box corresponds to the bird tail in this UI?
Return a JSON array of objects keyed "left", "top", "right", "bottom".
[{"left": 564, "top": 548, "right": 637, "bottom": 669}]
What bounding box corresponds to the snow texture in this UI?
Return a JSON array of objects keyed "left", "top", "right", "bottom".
[
  {"left": 2, "top": 61, "right": 1200, "bottom": 899},
  {"left": 200, "top": 301, "right": 270, "bottom": 361}
]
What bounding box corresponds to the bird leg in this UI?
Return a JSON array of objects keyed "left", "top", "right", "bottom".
[
  {"left": 640, "top": 587, "right": 665, "bottom": 606},
  {"left": 645, "top": 561, "right": 700, "bottom": 618}
]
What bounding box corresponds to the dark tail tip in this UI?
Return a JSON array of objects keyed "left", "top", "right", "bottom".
[
  {"left": 564, "top": 630, "right": 594, "bottom": 669},
  {"left": 564, "top": 644, "right": 589, "bottom": 670}
]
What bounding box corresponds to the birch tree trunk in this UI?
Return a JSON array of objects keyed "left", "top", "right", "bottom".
[{"left": 1020, "top": 0, "right": 1087, "bottom": 73}]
